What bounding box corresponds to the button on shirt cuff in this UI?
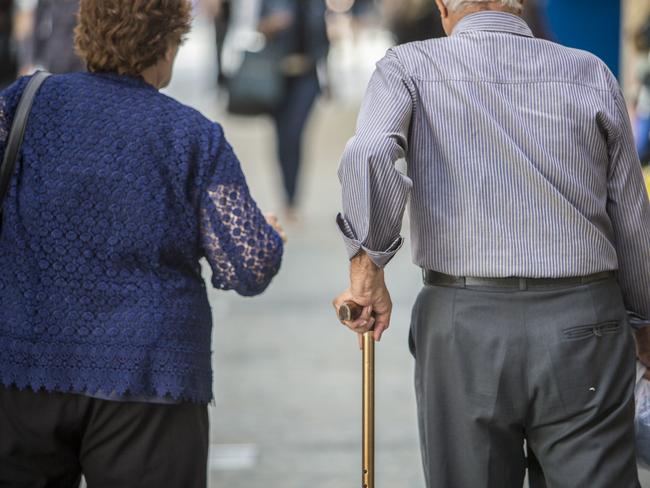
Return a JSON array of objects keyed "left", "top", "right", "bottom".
[{"left": 336, "top": 214, "right": 404, "bottom": 268}]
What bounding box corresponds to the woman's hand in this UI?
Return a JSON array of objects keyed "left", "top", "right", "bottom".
[{"left": 265, "top": 213, "right": 287, "bottom": 243}]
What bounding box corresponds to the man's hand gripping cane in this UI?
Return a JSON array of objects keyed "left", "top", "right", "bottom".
[{"left": 333, "top": 251, "right": 393, "bottom": 346}]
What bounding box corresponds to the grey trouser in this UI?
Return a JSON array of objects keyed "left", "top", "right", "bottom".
[{"left": 409, "top": 275, "right": 640, "bottom": 488}]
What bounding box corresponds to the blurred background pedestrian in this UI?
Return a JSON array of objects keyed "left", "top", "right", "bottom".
[
  {"left": 255, "top": 0, "right": 329, "bottom": 223},
  {"left": 14, "top": 0, "right": 84, "bottom": 74},
  {"left": 32, "top": 0, "right": 84, "bottom": 73},
  {"left": 634, "top": 14, "right": 650, "bottom": 165},
  {"left": 522, "top": 0, "right": 552, "bottom": 39},
  {"left": 351, "top": 0, "right": 374, "bottom": 17},
  {"left": 381, "top": 0, "right": 445, "bottom": 44},
  {"left": 202, "top": 0, "right": 231, "bottom": 86},
  {"left": 0, "top": 0, "right": 17, "bottom": 89}
]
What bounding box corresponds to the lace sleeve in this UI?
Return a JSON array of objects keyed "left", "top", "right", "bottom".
[{"left": 199, "top": 136, "right": 283, "bottom": 297}]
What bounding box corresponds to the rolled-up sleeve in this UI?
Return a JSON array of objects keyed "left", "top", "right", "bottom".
[
  {"left": 199, "top": 128, "right": 283, "bottom": 297},
  {"left": 604, "top": 71, "right": 650, "bottom": 323},
  {"left": 337, "top": 49, "right": 415, "bottom": 268}
]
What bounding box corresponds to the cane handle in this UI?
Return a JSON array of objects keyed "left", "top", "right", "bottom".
[{"left": 339, "top": 301, "right": 363, "bottom": 322}]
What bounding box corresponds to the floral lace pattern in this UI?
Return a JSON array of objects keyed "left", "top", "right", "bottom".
[
  {"left": 0, "top": 73, "right": 283, "bottom": 403},
  {"left": 201, "top": 180, "right": 283, "bottom": 296}
]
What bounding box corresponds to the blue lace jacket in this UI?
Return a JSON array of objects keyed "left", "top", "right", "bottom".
[{"left": 0, "top": 73, "right": 283, "bottom": 403}]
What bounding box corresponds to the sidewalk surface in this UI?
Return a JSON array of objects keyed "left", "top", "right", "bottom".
[{"left": 164, "top": 19, "right": 650, "bottom": 488}]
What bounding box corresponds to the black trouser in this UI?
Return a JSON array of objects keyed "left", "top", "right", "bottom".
[
  {"left": 214, "top": 0, "right": 230, "bottom": 86},
  {"left": 272, "top": 69, "right": 320, "bottom": 207},
  {"left": 0, "top": 386, "right": 209, "bottom": 488}
]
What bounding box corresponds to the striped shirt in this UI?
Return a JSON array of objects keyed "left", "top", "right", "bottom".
[{"left": 337, "top": 11, "right": 650, "bottom": 320}]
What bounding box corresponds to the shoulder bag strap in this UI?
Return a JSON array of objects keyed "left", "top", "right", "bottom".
[{"left": 0, "top": 71, "right": 51, "bottom": 213}]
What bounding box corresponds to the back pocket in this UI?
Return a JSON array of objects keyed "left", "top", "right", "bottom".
[
  {"left": 548, "top": 319, "right": 632, "bottom": 415},
  {"left": 562, "top": 321, "right": 621, "bottom": 340}
]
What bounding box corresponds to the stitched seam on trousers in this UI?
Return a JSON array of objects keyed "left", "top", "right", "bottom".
[
  {"left": 413, "top": 290, "right": 426, "bottom": 480},
  {"left": 447, "top": 287, "right": 458, "bottom": 478},
  {"left": 539, "top": 313, "right": 571, "bottom": 421},
  {"left": 585, "top": 283, "right": 605, "bottom": 334},
  {"left": 523, "top": 292, "right": 531, "bottom": 427},
  {"left": 410, "top": 289, "right": 423, "bottom": 358},
  {"left": 449, "top": 286, "right": 459, "bottom": 356}
]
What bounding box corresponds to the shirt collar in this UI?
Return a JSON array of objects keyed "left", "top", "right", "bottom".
[{"left": 451, "top": 11, "right": 534, "bottom": 38}]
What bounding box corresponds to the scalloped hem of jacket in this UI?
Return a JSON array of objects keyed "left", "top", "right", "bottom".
[{"left": 0, "top": 375, "right": 212, "bottom": 405}]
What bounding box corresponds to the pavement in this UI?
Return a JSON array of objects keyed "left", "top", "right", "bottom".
[{"left": 162, "top": 18, "right": 650, "bottom": 488}]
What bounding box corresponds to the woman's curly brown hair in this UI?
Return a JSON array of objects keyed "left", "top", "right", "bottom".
[{"left": 75, "top": 0, "right": 192, "bottom": 76}]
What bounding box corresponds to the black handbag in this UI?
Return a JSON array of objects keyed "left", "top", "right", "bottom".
[
  {"left": 0, "top": 71, "right": 51, "bottom": 215},
  {"left": 226, "top": 45, "right": 286, "bottom": 116}
]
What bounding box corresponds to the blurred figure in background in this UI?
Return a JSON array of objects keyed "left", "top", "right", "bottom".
[
  {"left": 0, "top": 0, "right": 16, "bottom": 89},
  {"left": 382, "top": 0, "right": 549, "bottom": 45},
  {"left": 218, "top": 0, "right": 262, "bottom": 81},
  {"left": 203, "top": 0, "right": 232, "bottom": 86},
  {"left": 635, "top": 15, "right": 650, "bottom": 165},
  {"left": 521, "top": 0, "right": 552, "bottom": 40},
  {"left": 17, "top": 0, "right": 84, "bottom": 74},
  {"left": 382, "top": 0, "right": 445, "bottom": 44},
  {"left": 351, "top": 0, "right": 375, "bottom": 17},
  {"left": 32, "top": 0, "right": 84, "bottom": 73},
  {"left": 259, "top": 0, "right": 329, "bottom": 222}
]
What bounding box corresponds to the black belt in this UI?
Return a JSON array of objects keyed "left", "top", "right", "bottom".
[{"left": 422, "top": 270, "right": 615, "bottom": 290}]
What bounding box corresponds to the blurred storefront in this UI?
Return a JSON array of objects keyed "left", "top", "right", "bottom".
[{"left": 543, "top": 0, "right": 621, "bottom": 77}]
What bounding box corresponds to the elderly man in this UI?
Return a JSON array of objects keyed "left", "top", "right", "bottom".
[{"left": 333, "top": 0, "right": 650, "bottom": 486}]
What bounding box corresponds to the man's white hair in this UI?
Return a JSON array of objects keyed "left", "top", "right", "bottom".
[{"left": 443, "top": 0, "right": 524, "bottom": 13}]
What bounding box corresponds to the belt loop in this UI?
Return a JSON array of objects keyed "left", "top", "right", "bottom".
[{"left": 519, "top": 278, "right": 527, "bottom": 291}]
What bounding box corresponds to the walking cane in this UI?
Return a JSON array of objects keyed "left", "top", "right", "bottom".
[{"left": 338, "top": 301, "right": 374, "bottom": 488}]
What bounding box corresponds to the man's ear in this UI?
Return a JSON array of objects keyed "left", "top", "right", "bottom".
[{"left": 434, "top": 0, "right": 449, "bottom": 19}]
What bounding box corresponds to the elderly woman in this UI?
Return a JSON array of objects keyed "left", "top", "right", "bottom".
[{"left": 0, "top": 0, "right": 284, "bottom": 486}]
